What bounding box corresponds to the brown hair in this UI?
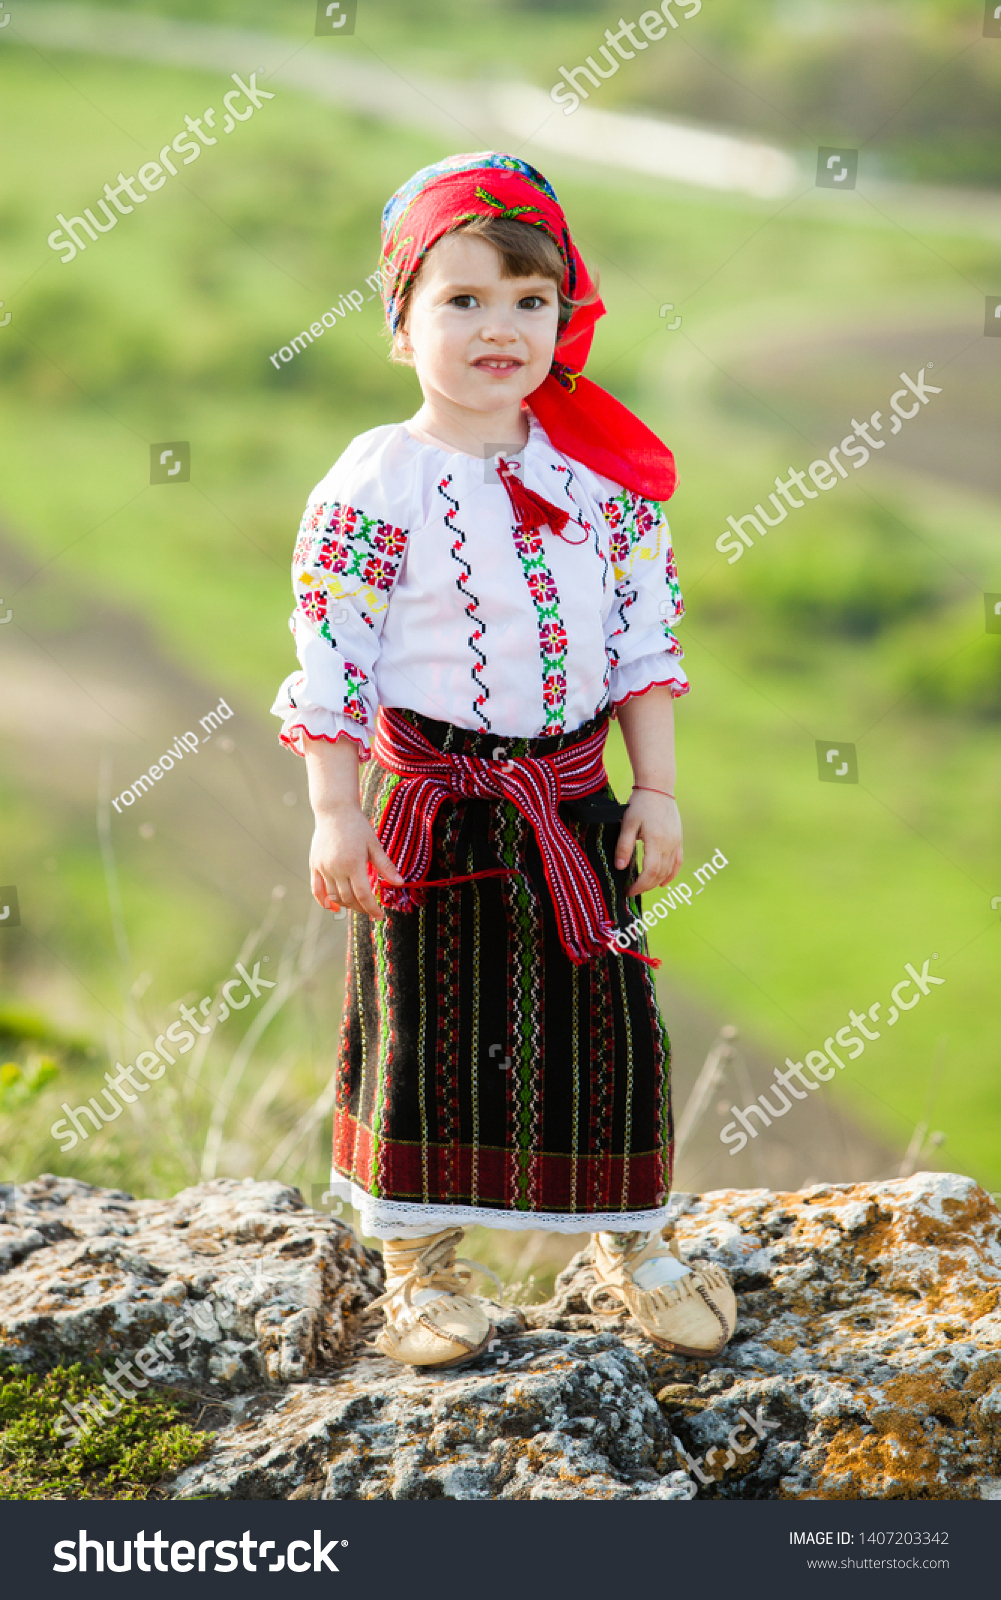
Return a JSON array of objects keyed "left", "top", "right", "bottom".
[{"left": 389, "top": 214, "right": 596, "bottom": 366}]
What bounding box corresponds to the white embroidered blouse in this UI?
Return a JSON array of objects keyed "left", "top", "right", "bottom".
[{"left": 272, "top": 411, "right": 687, "bottom": 757}]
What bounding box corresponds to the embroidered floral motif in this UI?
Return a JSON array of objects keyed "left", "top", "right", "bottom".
[
  {"left": 343, "top": 660, "right": 369, "bottom": 725},
  {"left": 374, "top": 522, "right": 407, "bottom": 558},
  {"left": 510, "top": 518, "right": 568, "bottom": 734},
  {"left": 295, "top": 500, "right": 407, "bottom": 622},
  {"left": 300, "top": 588, "right": 327, "bottom": 630},
  {"left": 291, "top": 499, "right": 408, "bottom": 724},
  {"left": 550, "top": 362, "right": 581, "bottom": 393},
  {"left": 360, "top": 554, "right": 397, "bottom": 591},
  {"left": 539, "top": 619, "right": 568, "bottom": 657},
  {"left": 609, "top": 522, "right": 631, "bottom": 568},
  {"left": 547, "top": 460, "right": 609, "bottom": 709},
  {"left": 527, "top": 571, "right": 558, "bottom": 606},
  {"left": 602, "top": 488, "right": 684, "bottom": 666},
  {"left": 543, "top": 670, "right": 567, "bottom": 710}
]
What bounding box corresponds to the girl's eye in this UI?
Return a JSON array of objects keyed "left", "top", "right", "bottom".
[
  {"left": 450, "top": 294, "right": 477, "bottom": 308},
  {"left": 518, "top": 295, "right": 547, "bottom": 310}
]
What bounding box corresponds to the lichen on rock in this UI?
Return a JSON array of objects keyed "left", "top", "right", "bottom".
[
  {"left": 1, "top": 1171, "right": 998, "bottom": 1500},
  {"left": 0, "top": 1174, "right": 383, "bottom": 1393}
]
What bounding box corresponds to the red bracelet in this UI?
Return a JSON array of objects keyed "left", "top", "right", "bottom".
[{"left": 633, "top": 784, "right": 676, "bottom": 800}]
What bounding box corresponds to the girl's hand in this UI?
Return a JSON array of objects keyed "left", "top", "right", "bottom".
[
  {"left": 309, "top": 803, "right": 404, "bottom": 918},
  {"left": 614, "top": 791, "right": 683, "bottom": 898}
]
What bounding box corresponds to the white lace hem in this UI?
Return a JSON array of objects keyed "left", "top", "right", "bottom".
[{"left": 325, "top": 1175, "right": 673, "bottom": 1239}]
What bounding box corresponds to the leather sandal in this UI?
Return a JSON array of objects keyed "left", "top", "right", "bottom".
[
  {"left": 368, "top": 1227, "right": 499, "bottom": 1370},
  {"left": 589, "top": 1228, "right": 736, "bottom": 1358}
]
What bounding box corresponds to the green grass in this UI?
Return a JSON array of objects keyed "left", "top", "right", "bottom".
[
  {"left": 0, "top": 31, "right": 999, "bottom": 1197},
  {"left": 0, "top": 1364, "right": 210, "bottom": 1499}
]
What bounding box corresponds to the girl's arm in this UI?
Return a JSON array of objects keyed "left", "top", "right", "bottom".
[
  {"left": 303, "top": 735, "right": 403, "bottom": 918},
  {"left": 614, "top": 684, "right": 684, "bottom": 895}
]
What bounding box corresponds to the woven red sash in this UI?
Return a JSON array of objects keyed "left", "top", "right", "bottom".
[{"left": 372, "top": 709, "right": 618, "bottom": 966}]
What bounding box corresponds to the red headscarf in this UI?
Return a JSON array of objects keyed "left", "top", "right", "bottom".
[{"left": 380, "top": 152, "right": 677, "bottom": 502}]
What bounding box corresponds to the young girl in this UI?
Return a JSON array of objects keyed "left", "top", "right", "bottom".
[{"left": 273, "top": 152, "right": 735, "bottom": 1368}]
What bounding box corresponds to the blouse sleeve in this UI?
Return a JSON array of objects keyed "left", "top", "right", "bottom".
[
  {"left": 271, "top": 429, "right": 413, "bottom": 759},
  {"left": 598, "top": 484, "right": 689, "bottom": 706}
]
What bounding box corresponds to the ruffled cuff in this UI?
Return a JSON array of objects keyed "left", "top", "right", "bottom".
[
  {"left": 271, "top": 676, "right": 372, "bottom": 759},
  {"left": 610, "top": 653, "right": 690, "bottom": 709}
]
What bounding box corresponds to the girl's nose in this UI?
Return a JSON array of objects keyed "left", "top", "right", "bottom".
[{"left": 478, "top": 315, "right": 519, "bottom": 343}]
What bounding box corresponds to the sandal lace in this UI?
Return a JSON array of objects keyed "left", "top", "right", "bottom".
[
  {"left": 588, "top": 1229, "right": 690, "bottom": 1316},
  {"left": 368, "top": 1228, "right": 501, "bottom": 1315}
]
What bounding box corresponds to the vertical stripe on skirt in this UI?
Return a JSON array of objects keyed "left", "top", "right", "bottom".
[{"left": 332, "top": 708, "right": 673, "bottom": 1230}]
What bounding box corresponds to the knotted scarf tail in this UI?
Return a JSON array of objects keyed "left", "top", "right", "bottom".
[{"left": 529, "top": 371, "right": 678, "bottom": 502}]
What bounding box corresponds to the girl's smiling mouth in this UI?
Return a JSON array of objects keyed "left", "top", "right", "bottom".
[{"left": 472, "top": 356, "right": 524, "bottom": 372}]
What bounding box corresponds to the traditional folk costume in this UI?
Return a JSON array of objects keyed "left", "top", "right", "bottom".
[{"left": 273, "top": 154, "right": 735, "bottom": 1365}]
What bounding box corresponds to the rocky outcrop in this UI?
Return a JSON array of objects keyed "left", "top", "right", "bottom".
[
  {"left": 0, "top": 1175, "right": 382, "bottom": 1391},
  {"left": 1, "top": 1171, "right": 999, "bottom": 1500}
]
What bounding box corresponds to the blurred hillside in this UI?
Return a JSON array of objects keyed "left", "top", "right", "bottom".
[{"left": 33, "top": 0, "right": 1001, "bottom": 188}]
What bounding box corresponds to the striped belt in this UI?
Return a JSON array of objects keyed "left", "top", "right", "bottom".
[{"left": 371, "top": 707, "right": 616, "bottom": 966}]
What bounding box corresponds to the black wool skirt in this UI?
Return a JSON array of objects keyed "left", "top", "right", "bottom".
[{"left": 332, "top": 708, "right": 673, "bottom": 1234}]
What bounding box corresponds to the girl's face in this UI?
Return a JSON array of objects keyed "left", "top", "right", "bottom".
[{"left": 402, "top": 232, "right": 561, "bottom": 418}]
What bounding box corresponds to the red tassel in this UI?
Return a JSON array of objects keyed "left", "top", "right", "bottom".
[
  {"left": 496, "top": 458, "right": 588, "bottom": 545},
  {"left": 412, "top": 868, "right": 512, "bottom": 891},
  {"left": 376, "top": 866, "right": 514, "bottom": 912},
  {"left": 626, "top": 949, "right": 663, "bottom": 969},
  {"left": 606, "top": 938, "right": 662, "bottom": 969}
]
